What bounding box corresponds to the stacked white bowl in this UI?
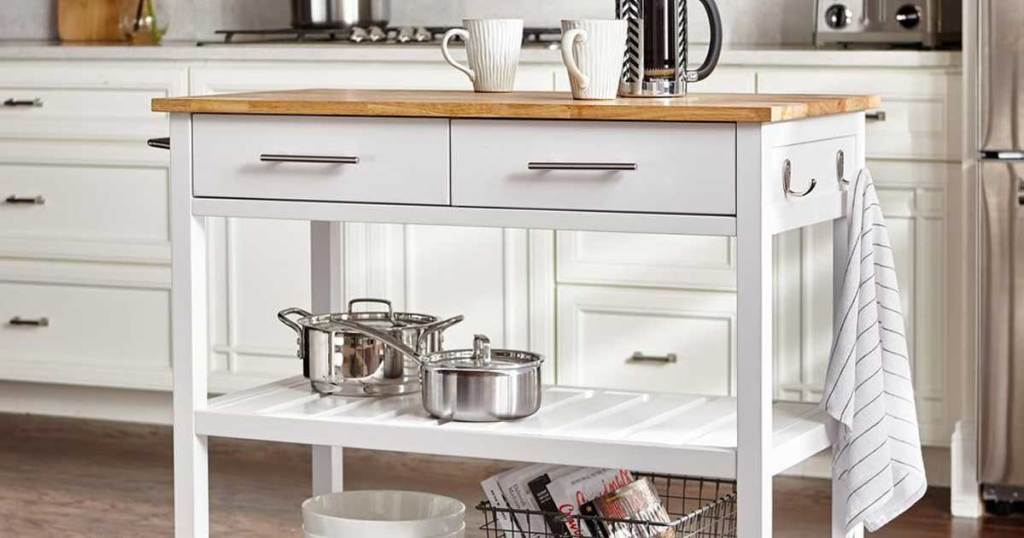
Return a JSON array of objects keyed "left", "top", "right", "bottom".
[{"left": 302, "top": 490, "right": 466, "bottom": 538}]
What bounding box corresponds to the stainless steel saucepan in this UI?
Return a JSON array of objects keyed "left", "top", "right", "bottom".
[
  {"left": 334, "top": 320, "right": 544, "bottom": 422},
  {"left": 290, "top": 0, "right": 391, "bottom": 29},
  {"left": 278, "top": 299, "right": 462, "bottom": 397}
]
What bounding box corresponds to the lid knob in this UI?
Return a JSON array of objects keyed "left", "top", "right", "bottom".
[{"left": 472, "top": 334, "right": 492, "bottom": 366}]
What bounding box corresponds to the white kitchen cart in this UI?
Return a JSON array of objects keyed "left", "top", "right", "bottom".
[{"left": 154, "top": 90, "right": 877, "bottom": 538}]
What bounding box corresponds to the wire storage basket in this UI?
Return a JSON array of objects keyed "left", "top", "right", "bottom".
[{"left": 477, "top": 473, "right": 736, "bottom": 538}]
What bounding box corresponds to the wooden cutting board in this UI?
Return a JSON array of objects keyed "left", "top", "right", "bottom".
[{"left": 58, "top": 0, "right": 138, "bottom": 42}]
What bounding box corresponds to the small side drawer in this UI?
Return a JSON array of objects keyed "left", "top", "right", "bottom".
[
  {"left": 0, "top": 164, "right": 168, "bottom": 245},
  {"left": 451, "top": 120, "right": 736, "bottom": 215},
  {"left": 557, "top": 286, "right": 734, "bottom": 395},
  {"left": 0, "top": 282, "right": 169, "bottom": 370},
  {"left": 193, "top": 115, "right": 450, "bottom": 205},
  {"left": 769, "top": 135, "right": 856, "bottom": 206}
]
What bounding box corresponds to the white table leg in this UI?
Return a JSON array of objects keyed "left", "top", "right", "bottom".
[
  {"left": 736, "top": 124, "right": 772, "bottom": 537},
  {"left": 170, "top": 114, "right": 210, "bottom": 537},
  {"left": 311, "top": 221, "right": 345, "bottom": 495}
]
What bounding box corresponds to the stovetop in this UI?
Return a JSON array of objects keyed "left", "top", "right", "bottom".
[{"left": 198, "top": 26, "right": 563, "bottom": 49}]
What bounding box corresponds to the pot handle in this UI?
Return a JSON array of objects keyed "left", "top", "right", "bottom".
[
  {"left": 277, "top": 307, "right": 312, "bottom": 334},
  {"left": 417, "top": 314, "right": 465, "bottom": 350},
  {"left": 331, "top": 318, "right": 427, "bottom": 367}
]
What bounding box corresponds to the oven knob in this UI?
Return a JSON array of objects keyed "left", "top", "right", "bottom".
[
  {"left": 896, "top": 4, "right": 922, "bottom": 29},
  {"left": 824, "top": 4, "right": 853, "bottom": 29}
]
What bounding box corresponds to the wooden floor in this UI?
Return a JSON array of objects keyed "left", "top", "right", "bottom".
[{"left": 0, "top": 413, "right": 1021, "bottom": 537}]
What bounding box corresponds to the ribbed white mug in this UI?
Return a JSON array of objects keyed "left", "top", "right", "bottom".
[
  {"left": 441, "top": 19, "right": 523, "bottom": 93},
  {"left": 560, "top": 19, "right": 628, "bottom": 100}
]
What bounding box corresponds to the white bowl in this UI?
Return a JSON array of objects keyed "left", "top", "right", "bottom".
[
  {"left": 302, "top": 490, "right": 465, "bottom": 538},
  {"left": 303, "top": 522, "right": 465, "bottom": 538}
]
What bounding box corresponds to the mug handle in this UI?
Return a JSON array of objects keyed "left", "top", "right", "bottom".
[
  {"left": 560, "top": 28, "right": 590, "bottom": 90},
  {"left": 441, "top": 28, "right": 476, "bottom": 84}
]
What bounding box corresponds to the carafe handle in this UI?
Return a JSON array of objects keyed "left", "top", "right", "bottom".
[{"left": 688, "top": 0, "right": 723, "bottom": 82}]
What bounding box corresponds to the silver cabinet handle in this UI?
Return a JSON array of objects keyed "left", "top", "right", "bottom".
[
  {"left": 627, "top": 352, "right": 678, "bottom": 364},
  {"left": 866, "top": 110, "right": 887, "bottom": 122},
  {"left": 8, "top": 316, "right": 49, "bottom": 327},
  {"left": 4, "top": 195, "right": 45, "bottom": 205},
  {"left": 147, "top": 137, "right": 170, "bottom": 150},
  {"left": 528, "top": 162, "right": 638, "bottom": 171},
  {"left": 260, "top": 154, "right": 359, "bottom": 164},
  {"left": 836, "top": 149, "right": 849, "bottom": 185},
  {"left": 782, "top": 159, "right": 817, "bottom": 198},
  {"left": 3, "top": 98, "right": 43, "bottom": 108}
]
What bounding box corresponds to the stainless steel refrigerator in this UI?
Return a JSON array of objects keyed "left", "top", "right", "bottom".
[{"left": 975, "top": 0, "right": 1024, "bottom": 501}]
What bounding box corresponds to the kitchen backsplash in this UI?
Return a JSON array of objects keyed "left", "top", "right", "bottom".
[{"left": 1, "top": 0, "right": 814, "bottom": 45}]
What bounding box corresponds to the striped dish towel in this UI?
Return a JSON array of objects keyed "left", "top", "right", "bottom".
[{"left": 822, "top": 169, "right": 927, "bottom": 533}]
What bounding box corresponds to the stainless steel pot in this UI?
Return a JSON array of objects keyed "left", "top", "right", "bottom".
[
  {"left": 278, "top": 299, "right": 462, "bottom": 397},
  {"left": 290, "top": 0, "right": 391, "bottom": 29},
  {"left": 334, "top": 321, "right": 544, "bottom": 422}
]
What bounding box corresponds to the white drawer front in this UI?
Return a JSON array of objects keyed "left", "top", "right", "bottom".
[
  {"left": 768, "top": 135, "right": 857, "bottom": 206},
  {"left": 193, "top": 115, "right": 450, "bottom": 205},
  {"left": 557, "top": 286, "right": 735, "bottom": 395},
  {"left": 0, "top": 282, "right": 169, "bottom": 371},
  {"left": 0, "top": 63, "right": 185, "bottom": 141},
  {"left": 0, "top": 164, "right": 168, "bottom": 245},
  {"left": 451, "top": 120, "right": 736, "bottom": 215},
  {"left": 758, "top": 68, "right": 958, "bottom": 160}
]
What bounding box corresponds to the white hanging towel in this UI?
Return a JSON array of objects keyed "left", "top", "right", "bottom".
[{"left": 822, "top": 169, "right": 927, "bottom": 533}]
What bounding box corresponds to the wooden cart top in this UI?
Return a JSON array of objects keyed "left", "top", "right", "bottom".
[{"left": 152, "top": 89, "right": 881, "bottom": 123}]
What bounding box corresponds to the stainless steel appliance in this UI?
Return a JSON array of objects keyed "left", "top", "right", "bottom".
[
  {"left": 615, "top": 0, "right": 723, "bottom": 97},
  {"left": 974, "top": 0, "right": 1024, "bottom": 508},
  {"left": 290, "top": 0, "right": 390, "bottom": 29},
  {"left": 277, "top": 299, "right": 462, "bottom": 397},
  {"left": 814, "top": 0, "right": 961, "bottom": 48},
  {"left": 198, "top": 26, "right": 563, "bottom": 47}
]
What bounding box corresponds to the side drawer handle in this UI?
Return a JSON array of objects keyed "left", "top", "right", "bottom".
[
  {"left": 782, "top": 159, "right": 817, "bottom": 198},
  {"left": 3, "top": 98, "right": 43, "bottom": 108},
  {"left": 528, "top": 162, "right": 638, "bottom": 171},
  {"left": 837, "top": 149, "right": 849, "bottom": 185},
  {"left": 147, "top": 137, "right": 171, "bottom": 150},
  {"left": 627, "top": 352, "right": 678, "bottom": 364},
  {"left": 866, "top": 110, "right": 887, "bottom": 122},
  {"left": 8, "top": 316, "right": 49, "bottom": 327},
  {"left": 4, "top": 195, "right": 45, "bottom": 205},
  {"left": 260, "top": 154, "right": 360, "bottom": 165}
]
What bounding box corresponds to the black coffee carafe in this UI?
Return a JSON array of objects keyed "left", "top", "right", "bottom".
[{"left": 617, "top": 0, "right": 723, "bottom": 97}]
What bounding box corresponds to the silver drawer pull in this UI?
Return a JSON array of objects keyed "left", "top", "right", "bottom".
[
  {"left": 260, "top": 154, "right": 360, "bottom": 164},
  {"left": 8, "top": 316, "right": 49, "bottom": 327},
  {"left": 3, "top": 98, "right": 43, "bottom": 108},
  {"left": 782, "top": 159, "right": 817, "bottom": 198},
  {"left": 627, "top": 352, "right": 678, "bottom": 364},
  {"left": 4, "top": 195, "right": 45, "bottom": 205},
  {"left": 528, "top": 162, "right": 638, "bottom": 171},
  {"left": 837, "top": 149, "right": 849, "bottom": 186},
  {"left": 866, "top": 110, "right": 887, "bottom": 122}
]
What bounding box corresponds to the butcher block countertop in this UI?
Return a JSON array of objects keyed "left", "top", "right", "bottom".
[{"left": 151, "top": 89, "right": 881, "bottom": 123}]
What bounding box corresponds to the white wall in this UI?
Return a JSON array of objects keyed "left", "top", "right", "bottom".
[{"left": 1, "top": 0, "right": 816, "bottom": 45}]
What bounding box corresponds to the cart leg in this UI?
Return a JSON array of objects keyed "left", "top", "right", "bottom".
[
  {"left": 736, "top": 125, "right": 773, "bottom": 537},
  {"left": 311, "top": 221, "right": 345, "bottom": 495},
  {"left": 170, "top": 114, "right": 210, "bottom": 537}
]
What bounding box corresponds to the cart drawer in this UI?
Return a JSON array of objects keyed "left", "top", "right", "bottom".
[
  {"left": 193, "top": 115, "right": 450, "bottom": 205},
  {"left": 0, "top": 282, "right": 169, "bottom": 370},
  {"left": 451, "top": 120, "right": 736, "bottom": 215},
  {"left": 768, "top": 135, "right": 856, "bottom": 206}
]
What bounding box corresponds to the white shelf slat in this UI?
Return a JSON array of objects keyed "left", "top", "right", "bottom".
[{"left": 196, "top": 377, "right": 830, "bottom": 479}]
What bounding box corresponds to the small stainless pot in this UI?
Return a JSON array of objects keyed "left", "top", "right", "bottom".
[
  {"left": 278, "top": 299, "right": 462, "bottom": 397},
  {"left": 334, "top": 321, "right": 543, "bottom": 422},
  {"left": 290, "top": 0, "right": 391, "bottom": 29}
]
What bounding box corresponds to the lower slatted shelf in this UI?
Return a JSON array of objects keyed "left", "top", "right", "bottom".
[{"left": 196, "top": 376, "right": 830, "bottom": 478}]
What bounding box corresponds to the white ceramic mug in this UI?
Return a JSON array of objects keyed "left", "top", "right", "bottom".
[
  {"left": 560, "top": 19, "right": 628, "bottom": 100},
  {"left": 441, "top": 19, "right": 523, "bottom": 93}
]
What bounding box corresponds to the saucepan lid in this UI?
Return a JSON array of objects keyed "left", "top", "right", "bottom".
[{"left": 423, "top": 335, "right": 543, "bottom": 373}]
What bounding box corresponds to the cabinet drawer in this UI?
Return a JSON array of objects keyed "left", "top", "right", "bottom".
[
  {"left": 768, "top": 135, "right": 856, "bottom": 206},
  {"left": 0, "top": 164, "right": 168, "bottom": 245},
  {"left": 0, "top": 63, "right": 185, "bottom": 141},
  {"left": 451, "top": 120, "right": 736, "bottom": 215},
  {"left": 193, "top": 115, "right": 450, "bottom": 205},
  {"left": 557, "top": 286, "right": 734, "bottom": 395},
  {"left": 0, "top": 282, "right": 170, "bottom": 371}
]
